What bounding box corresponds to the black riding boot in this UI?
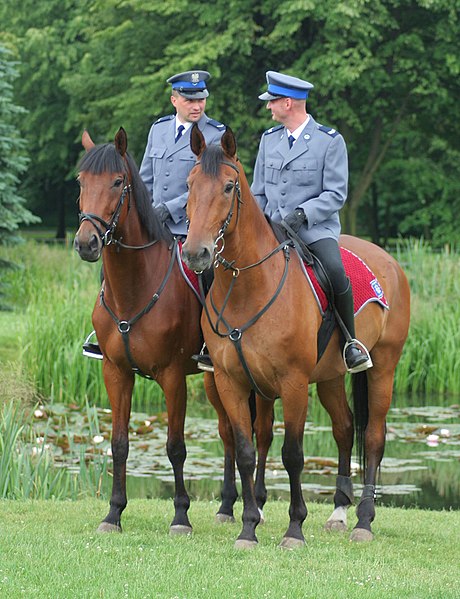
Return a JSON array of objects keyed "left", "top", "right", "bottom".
[
  {"left": 191, "top": 268, "right": 215, "bottom": 372},
  {"left": 334, "top": 280, "right": 372, "bottom": 373}
]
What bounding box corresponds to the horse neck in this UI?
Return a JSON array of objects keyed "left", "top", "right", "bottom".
[
  {"left": 217, "top": 176, "right": 278, "bottom": 291},
  {"left": 102, "top": 207, "right": 167, "bottom": 308}
]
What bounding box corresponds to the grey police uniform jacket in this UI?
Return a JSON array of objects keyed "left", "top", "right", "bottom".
[
  {"left": 251, "top": 115, "right": 348, "bottom": 244},
  {"left": 139, "top": 113, "right": 226, "bottom": 236}
]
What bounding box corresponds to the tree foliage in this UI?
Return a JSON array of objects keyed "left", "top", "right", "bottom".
[{"left": 1, "top": 0, "right": 459, "bottom": 245}]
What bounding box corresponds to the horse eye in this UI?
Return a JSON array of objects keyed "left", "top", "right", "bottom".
[
  {"left": 114, "top": 178, "right": 124, "bottom": 188},
  {"left": 224, "top": 182, "right": 234, "bottom": 194}
]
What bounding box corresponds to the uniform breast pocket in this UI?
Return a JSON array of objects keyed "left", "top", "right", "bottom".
[
  {"left": 149, "top": 147, "right": 166, "bottom": 176},
  {"left": 265, "top": 158, "right": 283, "bottom": 185},
  {"left": 293, "top": 158, "right": 318, "bottom": 186}
]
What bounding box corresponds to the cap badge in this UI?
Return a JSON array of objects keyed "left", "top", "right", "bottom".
[{"left": 191, "top": 72, "right": 200, "bottom": 84}]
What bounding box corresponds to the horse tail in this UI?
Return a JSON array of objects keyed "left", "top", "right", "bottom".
[{"left": 352, "top": 371, "right": 369, "bottom": 473}]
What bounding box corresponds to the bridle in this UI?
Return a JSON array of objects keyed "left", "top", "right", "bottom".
[
  {"left": 192, "top": 158, "right": 242, "bottom": 271},
  {"left": 78, "top": 175, "right": 132, "bottom": 248}
]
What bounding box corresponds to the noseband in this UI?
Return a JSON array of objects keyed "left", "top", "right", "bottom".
[
  {"left": 78, "top": 177, "right": 131, "bottom": 247},
  {"left": 192, "top": 158, "right": 241, "bottom": 270}
]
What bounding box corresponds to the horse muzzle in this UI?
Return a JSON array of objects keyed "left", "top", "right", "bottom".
[
  {"left": 181, "top": 241, "right": 214, "bottom": 273},
  {"left": 74, "top": 229, "right": 103, "bottom": 262}
]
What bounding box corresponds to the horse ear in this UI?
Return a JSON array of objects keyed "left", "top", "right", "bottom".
[
  {"left": 115, "top": 127, "right": 128, "bottom": 156},
  {"left": 190, "top": 123, "right": 206, "bottom": 157},
  {"left": 221, "top": 126, "right": 237, "bottom": 159},
  {"left": 82, "top": 130, "right": 95, "bottom": 151}
]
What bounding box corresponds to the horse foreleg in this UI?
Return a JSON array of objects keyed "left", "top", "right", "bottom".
[
  {"left": 203, "top": 372, "right": 237, "bottom": 523},
  {"left": 98, "top": 363, "right": 134, "bottom": 533},
  {"left": 161, "top": 371, "right": 192, "bottom": 535},
  {"left": 254, "top": 394, "right": 275, "bottom": 523},
  {"left": 317, "top": 377, "right": 354, "bottom": 532},
  {"left": 351, "top": 367, "right": 394, "bottom": 542},
  {"left": 279, "top": 389, "right": 309, "bottom": 549}
]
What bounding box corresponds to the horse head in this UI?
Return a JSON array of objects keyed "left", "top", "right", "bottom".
[
  {"left": 74, "top": 128, "right": 131, "bottom": 262},
  {"left": 182, "top": 124, "right": 241, "bottom": 272}
]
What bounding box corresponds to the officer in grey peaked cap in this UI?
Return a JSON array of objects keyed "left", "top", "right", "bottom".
[
  {"left": 139, "top": 69, "right": 226, "bottom": 237},
  {"left": 251, "top": 70, "right": 372, "bottom": 373}
]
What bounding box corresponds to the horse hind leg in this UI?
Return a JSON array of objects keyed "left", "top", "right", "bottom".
[
  {"left": 204, "top": 373, "right": 237, "bottom": 523},
  {"left": 162, "top": 373, "right": 192, "bottom": 536},
  {"left": 253, "top": 393, "right": 275, "bottom": 524},
  {"left": 317, "top": 377, "right": 354, "bottom": 533},
  {"left": 350, "top": 365, "right": 395, "bottom": 542}
]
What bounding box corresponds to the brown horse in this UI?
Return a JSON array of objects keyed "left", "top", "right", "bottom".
[
  {"left": 74, "top": 127, "right": 240, "bottom": 534},
  {"left": 182, "top": 125, "right": 410, "bottom": 549}
]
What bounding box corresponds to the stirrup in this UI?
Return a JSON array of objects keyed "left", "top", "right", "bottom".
[
  {"left": 191, "top": 343, "right": 214, "bottom": 373},
  {"left": 343, "top": 339, "right": 373, "bottom": 373},
  {"left": 82, "top": 330, "right": 103, "bottom": 360}
]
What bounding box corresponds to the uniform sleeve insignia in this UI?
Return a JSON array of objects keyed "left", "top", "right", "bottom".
[
  {"left": 264, "top": 125, "right": 283, "bottom": 136},
  {"left": 207, "top": 119, "right": 226, "bottom": 129},
  {"left": 154, "top": 114, "right": 175, "bottom": 125},
  {"left": 317, "top": 124, "right": 339, "bottom": 137}
]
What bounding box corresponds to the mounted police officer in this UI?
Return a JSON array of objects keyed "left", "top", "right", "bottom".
[
  {"left": 139, "top": 69, "right": 226, "bottom": 236},
  {"left": 251, "top": 71, "right": 372, "bottom": 373},
  {"left": 83, "top": 70, "right": 225, "bottom": 365}
]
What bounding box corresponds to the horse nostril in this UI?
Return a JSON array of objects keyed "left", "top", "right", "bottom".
[{"left": 88, "top": 234, "right": 99, "bottom": 253}]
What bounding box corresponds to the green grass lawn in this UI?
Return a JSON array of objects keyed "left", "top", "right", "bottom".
[{"left": 1, "top": 499, "right": 459, "bottom": 598}]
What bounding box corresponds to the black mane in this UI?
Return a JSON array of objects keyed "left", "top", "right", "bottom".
[
  {"left": 199, "top": 144, "right": 225, "bottom": 177},
  {"left": 78, "top": 143, "right": 171, "bottom": 243}
]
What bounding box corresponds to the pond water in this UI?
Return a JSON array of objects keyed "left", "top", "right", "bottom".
[{"left": 33, "top": 395, "right": 460, "bottom": 511}]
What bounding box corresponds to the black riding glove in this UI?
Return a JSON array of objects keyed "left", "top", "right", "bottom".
[
  {"left": 283, "top": 208, "right": 307, "bottom": 234},
  {"left": 154, "top": 204, "right": 170, "bottom": 225}
]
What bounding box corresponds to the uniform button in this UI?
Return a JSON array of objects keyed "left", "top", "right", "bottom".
[
  {"left": 286, "top": 165, "right": 290, "bottom": 170},
  {"left": 168, "top": 158, "right": 173, "bottom": 163},
  {"left": 281, "top": 191, "right": 286, "bottom": 196},
  {"left": 163, "top": 186, "right": 168, "bottom": 191},
  {"left": 282, "top": 179, "right": 287, "bottom": 183},
  {"left": 280, "top": 203, "right": 285, "bottom": 208},
  {"left": 165, "top": 172, "right": 170, "bottom": 176}
]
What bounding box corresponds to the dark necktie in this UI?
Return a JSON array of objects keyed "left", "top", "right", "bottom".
[
  {"left": 175, "top": 125, "right": 185, "bottom": 143},
  {"left": 288, "top": 135, "right": 295, "bottom": 149}
]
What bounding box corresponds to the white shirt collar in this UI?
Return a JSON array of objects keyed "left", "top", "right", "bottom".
[
  {"left": 287, "top": 115, "right": 310, "bottom": 141},
  {"left": 175, "top": 118, "right": 193, "bottom": 135}
]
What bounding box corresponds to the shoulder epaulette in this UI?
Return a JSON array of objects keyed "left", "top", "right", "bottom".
[
  {"left": 263, "top": 125, "right": 283, "bottom": 136},
  {"left": 207, "top": 118, "right": 226, "bottom": 130},
  {"left": 154, "top": 114, "right": 175, "bottom": 125},
  {"left": 317, "top": 124, "right": 339, "bottom": 138}
]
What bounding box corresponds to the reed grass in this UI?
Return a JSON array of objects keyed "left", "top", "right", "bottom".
[
  {"left": 0, "top": 238, "right": 459, "bottom": 408},
  {"left": 0, "top": 400, "right": 110, "bottom": 500}
]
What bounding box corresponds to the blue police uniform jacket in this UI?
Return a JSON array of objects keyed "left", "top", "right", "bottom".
[
  {"left": 251, "top": 115, "right": 348, "bottom": 244},
  {"left": 139, "top": 113, "right": 225, "bottom": 236}
]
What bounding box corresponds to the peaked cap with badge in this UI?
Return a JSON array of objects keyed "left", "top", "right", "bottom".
[
  {"left": 139, "top": 69, "right": 225, "bottom": 236},
  {"left": 167, "top": 70, "right": 210, "bottom": 99}
]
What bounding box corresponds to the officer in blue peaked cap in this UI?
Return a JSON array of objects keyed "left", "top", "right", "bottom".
[{"left": 251, "top": 70, "right": 372, "bottom": 373}]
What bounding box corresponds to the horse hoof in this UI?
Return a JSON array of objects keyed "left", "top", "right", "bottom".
[
  {"left": 350, "top": 527, "right": 374, "bottom": 542},
  {"left": 278, "top": 536, "right": 305, "bottom": 550},
  {"left": 324, "top": 520, "right": 348, "bottom": 532},
  {"left": 169, "top": 524, "right": 193, "bottom": 536},
  {"left": 215, "top": 513, "right": 236, "bottom": 524},
  {"left": 234, "top": 539, "right": 258, "bottom": 550},
  {"left": 97, "top": 522, "right": 122, "bottom": 533}
]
